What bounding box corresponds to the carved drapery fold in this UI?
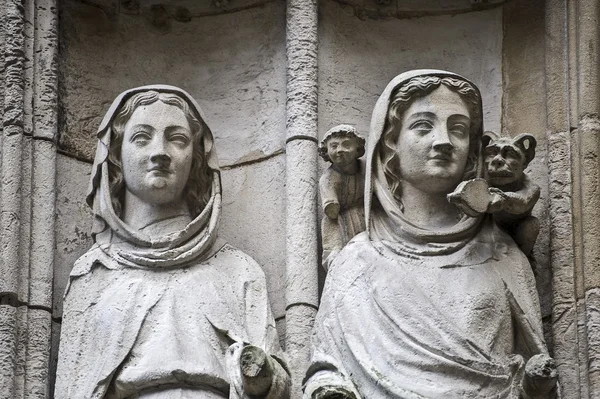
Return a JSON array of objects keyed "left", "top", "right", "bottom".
[{"left": 0, "top": 0, "right": 58, "bottom": 398}]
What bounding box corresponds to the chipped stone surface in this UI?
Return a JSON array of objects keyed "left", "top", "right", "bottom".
[
  {"left": 53, "top": 154, "right": 94, "bottom": 316},
  {"left": 318, "top": 1, "right": 502, "bottom": 146},
  {"left": 59, "top": 0, "right": 286, "bottom": 167},
  {"left": 220, "top": 154, "right": 287, "bottom": 319}
]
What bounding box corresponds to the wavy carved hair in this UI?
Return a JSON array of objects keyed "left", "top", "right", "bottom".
[
  {"left": 107, "top": 91, "right": 212, "bottom": 219},
  {"left": 379, "top": 76, "right": 482, "bottom": 202}
]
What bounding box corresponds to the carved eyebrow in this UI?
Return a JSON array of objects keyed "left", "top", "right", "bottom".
[
  {"left": 165, "top": 125, "right": 191, "bottom": 134},
  {"left": 130, "top": 124, "right": 154, "bottom": 131},
  {"left": 405, "top": 112, "right": 436, "bottom": 122},
  {"left": 448, "top": 114, "right": 470, "bottom": 123}
]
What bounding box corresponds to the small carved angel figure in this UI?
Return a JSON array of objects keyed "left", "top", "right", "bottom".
[
  {"left": 318, "top": 125, "right": 366, "bottom": 270},
  {"left": 483, "top": 131, "right": 540, "bottom": 256}
]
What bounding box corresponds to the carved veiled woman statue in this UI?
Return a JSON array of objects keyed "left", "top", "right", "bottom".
[
  {"left": 303, "top": 71, "right": 557, "bottom": 398},
  {"left": 55, "top": 85, "right": 290, "bottom": 399}
]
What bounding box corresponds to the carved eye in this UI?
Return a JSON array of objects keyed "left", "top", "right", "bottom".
[
  {"left": 449, "top": 123, "right": 469, "bottom": 137},
  {"left": 169, "top": 133, "right": 191, "bottom": 146},
  {"left": 131, "top": 131, "right": 151, "bottom": 145},
  {"left": 410, "top": 120, "right": 433, "bottom": 133},
  {"left": 502, "top": 147, "right": 520, "bottom": 160},
  {"left": 485, "top": 146, "right": 499, "bottom": 157}
]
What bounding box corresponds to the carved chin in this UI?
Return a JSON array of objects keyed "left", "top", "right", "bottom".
[{"left": 149, "top": 177, "right": 168, "bottom": 189}]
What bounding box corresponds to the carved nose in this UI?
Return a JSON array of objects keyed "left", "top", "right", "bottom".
[
  {"left": 432, "top": 128, "right": 454, "bottom": 153},
  {"left": 432, "top": 141, "right": 454, "bottom": 153},
  {"left": 150, "top": 153, "right": 171, "bottom": 168},
  {"left": 491, "top": 155, "right": 504, "bottom": 167}
]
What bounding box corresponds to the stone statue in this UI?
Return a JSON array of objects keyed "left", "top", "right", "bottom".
[
  {"left": 318, "top": 125, "right": 366, "bottom": 270},
  {"left": 303, "top": 70, "right": 558, "bottom": 399},
  {"left": 55, "top": 85, "right": 291, "bottom": 399}
]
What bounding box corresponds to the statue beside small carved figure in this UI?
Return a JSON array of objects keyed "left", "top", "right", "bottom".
[
  {"left": 448, "top": 131, "right": 540, "bottom": 257},
  {"left": 318, "top": 125, "right": 366, "bottom": 270}
]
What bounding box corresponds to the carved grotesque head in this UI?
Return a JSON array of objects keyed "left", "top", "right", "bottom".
[
  {"left": 107, "top": 90, "right": 212, "bottom": 218},
  {"left": 379, "top": 76, "right": 482, "bottom": 199},
  {"left": 319, "top": 124, "right": 366, "bottom": 166},
  {"left": 483, "top": 132, "right": 536, "bottom": 187}
]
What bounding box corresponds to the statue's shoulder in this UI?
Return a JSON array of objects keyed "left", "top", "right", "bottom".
[
  {"left": 210, "top": 242, "right": 267, "bottom": 281},
  {"left": 327, "top": 232, "right": 375, "bottom": 275},
  {"left": 70, "top": 244, "right": 119, "bottom": 277}
]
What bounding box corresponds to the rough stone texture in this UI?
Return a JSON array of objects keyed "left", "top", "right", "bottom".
[
  {"left": 59, "top": 0, "right": 286, "bottom": 167},
  {"left": 544, "top": 1, "right": 579, "bottom": 396},
  {"left": 135, "top": 0, "right": 276, "bottom": 17},
  {"left": 285, "top": 141, "right": 319, "bottom": 308},
  {"left": 220, "top": 154, "right": 287, "bottom": 319},
  {"left": 501, "top": 0, "right": 552, "bottom": 344},
  {"left": 285, "top": 1, "right": 319, "bottom": 396},
  {"left": 29, "top": 140, "right": 57, "bottom": 309},
  {"left": 285, "top": 305, "right": 317, "bottom": 399},
  {"left": 0, "top": 306, "right": 51, "bottom": 399},
  {"left": 24, "top": 309, "right": 52, "bottom": 398},
  {"left": 0, "top": 305, "right": 19, "bottom": 399},
  {"left": 53, "top": 154, "right": 94, "bottom": 316},
  {"left": 318, "top": 1, "right": 502, "bottom": 148},
  {"left": 334, "top": 0, "right": 506, "bottom": 19},
  {"left": 1, "top": 0, "right": 26, "bottom": 300}
]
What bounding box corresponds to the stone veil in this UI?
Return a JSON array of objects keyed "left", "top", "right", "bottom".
[
  {"left": 303, "top": 70, "right": 555, "bottom": 398},
  {"left": 54, "top": 85, "right": 290, "bottom": 399}
]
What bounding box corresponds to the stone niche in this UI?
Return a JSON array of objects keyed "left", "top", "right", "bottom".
[{"left": 4, "top": 0, "right": 596, "bottom": 398}]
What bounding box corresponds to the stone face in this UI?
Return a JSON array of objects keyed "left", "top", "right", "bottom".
[
  {"left": 54, "top": 86, "right": 290, "bottom": 398},
  {"left": 59, "top": 0, "right": 286, "bottom": 167},
  {"left": 304, "top": 71, "right": 556, "bottom": 399}
]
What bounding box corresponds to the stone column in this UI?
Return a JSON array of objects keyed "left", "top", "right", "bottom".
[
  {"left": 0, "top": 0, "right": 58, "bottom": 398},
  {"left": 285, "top": 0, "right": 319, "bottom": 397},
  {"left": 546, "top": 0, "right": 600, "bottom": 397}
]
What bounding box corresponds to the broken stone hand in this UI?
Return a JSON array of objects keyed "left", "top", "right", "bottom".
[
  {"left": 522, "top": 354, "right": 559, "bottom": 399},
  {"left": 240, "top": 345, "right": 274, "bottom": 397}
]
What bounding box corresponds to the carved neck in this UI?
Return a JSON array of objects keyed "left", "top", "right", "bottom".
[
  {"left": 400, "top": 182, "right": 461, "bottom": 229},
  {"left": 122, "top": 190, "right": 192, "bottom": 235}
]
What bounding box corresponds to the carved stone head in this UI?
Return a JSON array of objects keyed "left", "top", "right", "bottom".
[
  {"left": 106, "top": 90, "right": 212, "bottom": 218},
  {"left": 318, "top": 124, "right": 366, "bottom": 166},
  {"left": 482, "top": 131, "right": 537, "bottom": 187},
  {"left": 378, "top": 75, "right": 482, "bottom": 199}
]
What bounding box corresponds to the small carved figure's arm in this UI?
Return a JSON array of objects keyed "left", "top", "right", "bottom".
[
  {"left": 320, "top": 172, "right": 341, "bottom": 220},
  {"left": 488, "top": 175, "right": 540, "bottom": 216}
]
